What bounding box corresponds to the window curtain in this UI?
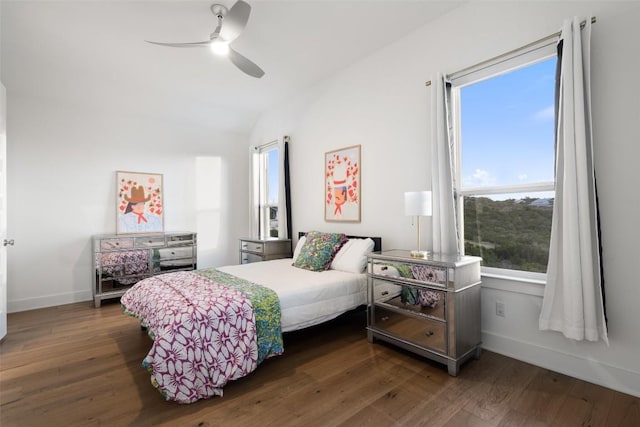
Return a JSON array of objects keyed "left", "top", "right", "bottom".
[
  {"left": 250, "top": 147, "right": 260, "bottom": 238},
  {"left": 430, "top": 74, "right": 460, "bottom": 255},
  {"left": 539, "top": 17, "right": 608, "bottom": 344},
  {"left": 278, "top": 136, "right": 292, "bottom": 239}
]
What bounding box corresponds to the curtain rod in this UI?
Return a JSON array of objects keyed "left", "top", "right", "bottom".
[{"left": 424, "top": 16, "right": 596, "bottom": 87}]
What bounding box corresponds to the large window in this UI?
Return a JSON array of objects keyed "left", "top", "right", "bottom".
[{"left": 451, "top": 42, "right": 557, "bottom": 274}]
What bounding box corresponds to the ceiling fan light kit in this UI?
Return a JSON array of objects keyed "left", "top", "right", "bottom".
[
  {"left": 146, "top": 0, "right": 265, "bottom": 78},
  {"left": 210, "top": 40, "right": 230, "bottom": 56}
]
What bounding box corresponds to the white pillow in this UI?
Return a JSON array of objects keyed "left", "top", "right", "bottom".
[
  {"left": 330, "top": 238, "right": 375, "bottom": 273},
  {"left": 292, "top": 236, "right": 306, "bottom": 262}
]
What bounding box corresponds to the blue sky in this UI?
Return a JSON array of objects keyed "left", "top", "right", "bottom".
[{"left": 460, "top": 57, "right": 556, "bottom": 191}]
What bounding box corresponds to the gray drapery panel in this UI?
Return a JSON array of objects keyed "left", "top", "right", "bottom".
[{"left": 539, "top": 17, "right": 608, "bottom": 344}]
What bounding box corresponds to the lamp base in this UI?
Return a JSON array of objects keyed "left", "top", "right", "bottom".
[{"left": 410, "top": 250, "right": 430, "bottom": 259}]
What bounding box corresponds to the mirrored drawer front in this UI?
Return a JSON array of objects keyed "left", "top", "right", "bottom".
[
  {"left": 241, "top": 252, "right": 263, "bottom": 264},
  {"left": 156, "top": 247, "right": 194, "bottom": 260},
  {"left": 167, "top": 234, "right": 195, "bottom": 246},
  {"left": 370, "top": 279, "right": 402, "bottom": 304},
  {"left": 241, "top": 241, "right": 264, "bottom": 254},
  {"left": 373, "top": 306, "right": 446, "bottom": 354},
  {"left": 135, "top": 236, "right": 166, "bottom": 248},
  {"left": 371, "top": 260, "right": 448, "bottom": 288},
  {"left": 100, "top": 238, "right": 134, "bottom": 250},
  {"left": 377, "top": 287, "right": 446, "bottom": 321}
]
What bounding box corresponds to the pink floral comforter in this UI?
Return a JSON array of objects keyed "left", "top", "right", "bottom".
[{"left": 121, "top": 270, "right": 283, "bottom": 403}]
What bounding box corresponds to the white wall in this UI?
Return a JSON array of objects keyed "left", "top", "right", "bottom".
[
  {"left": 6, "top": 94, "right": 250, "bottom": 311},
  {"left": 251, "top": 2, "right": 640, "bottom": 397}
]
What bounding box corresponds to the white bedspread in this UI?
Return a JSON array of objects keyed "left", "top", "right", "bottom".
[{"left": 218, "top": 258, "right": 367, "bottom": 332}]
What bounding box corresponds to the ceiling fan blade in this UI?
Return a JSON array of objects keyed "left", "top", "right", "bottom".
[
  {"left": 228, "top": 46, "right": 264, "bottom": 78},
  {"left": 219, "top": 0, "right": 251, "bottom": 43},
  {"left": 146, "top": 40, "right": 211, "bottom": 48}
]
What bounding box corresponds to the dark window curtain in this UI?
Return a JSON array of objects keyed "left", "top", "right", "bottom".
[{"left": 283, "top": 136, "right": 292, "bottom": 239}]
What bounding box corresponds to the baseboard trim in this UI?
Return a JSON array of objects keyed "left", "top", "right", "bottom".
[
  {"left": 8, "top": 290, "right": 92, "bottom": 313},
  {"left": 482, "top": 330, "right": 640, "bottom": 398}
]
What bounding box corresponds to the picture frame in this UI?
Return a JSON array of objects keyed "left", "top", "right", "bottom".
[
  {"left": 116, "top": 171, "right": 164, "bottom": 234},
  {"left": 325, "top": 145, "right": 361, "bottom": 222}
]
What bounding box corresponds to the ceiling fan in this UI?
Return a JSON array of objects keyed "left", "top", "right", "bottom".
[{"left": 146, "top": 0, "right": 264, "bottom": 78}]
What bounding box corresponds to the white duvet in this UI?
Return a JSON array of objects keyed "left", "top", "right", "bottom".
[{"left": 218, "top": 258, "right": 368, "bottom": 332}]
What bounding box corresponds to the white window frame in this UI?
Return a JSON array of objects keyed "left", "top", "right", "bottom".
[
  {"left": 449, "top": 38, "right": 557, "bottom": 284},
  {"left": 252, "top": 141, "right": 280, "bottom": 240}
]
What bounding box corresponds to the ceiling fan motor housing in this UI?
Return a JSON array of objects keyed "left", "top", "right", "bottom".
[{"left": 210, "top": 4, "right": 228, "bottom": 19}]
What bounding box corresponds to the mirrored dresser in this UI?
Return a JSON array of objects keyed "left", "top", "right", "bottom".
[
  {"left": 239, "top": 238, "right": 292, "bottom": 264},
  {"left": 367, "top": 250, "right": 482, "bottom": 376},
  {"left": 92, "top": 232, "right": 197, "bottom": 307}
]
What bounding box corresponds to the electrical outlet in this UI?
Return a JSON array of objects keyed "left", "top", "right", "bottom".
[{"left": 496, "top": 301, "right": 505, "bottom": 317}]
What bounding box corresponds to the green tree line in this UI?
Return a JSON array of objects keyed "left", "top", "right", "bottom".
[{"left": 463, "top": 197, "right": 553, "bottom": 273}]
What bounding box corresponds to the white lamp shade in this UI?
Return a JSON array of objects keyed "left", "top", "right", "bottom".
[{"left": 404, "top": 191, "right": 432, "bottom": 216}]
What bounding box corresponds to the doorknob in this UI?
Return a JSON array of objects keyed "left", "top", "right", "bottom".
[{"left": 3, "top": 239, "right": 14, "bottom": 246}]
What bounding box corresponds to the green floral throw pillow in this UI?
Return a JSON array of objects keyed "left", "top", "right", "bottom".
[{"left": 293, "top": 231, "right": 348, "bottom": 271}]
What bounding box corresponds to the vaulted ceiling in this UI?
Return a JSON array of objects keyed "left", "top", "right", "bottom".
[{"left": 1, "top": 1, "right": 462, "bottom": 133}]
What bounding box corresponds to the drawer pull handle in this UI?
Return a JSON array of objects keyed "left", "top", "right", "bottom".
[
  {"left": 381, "top": 316, "right": 389, "bottom": 321},
  {"left": 255, "top": 245, "right": 261, "bottom": 250},
  {"left": 425, "top": 331, "right": 434, "bottom": 337},
  {"left": 381, "top": 291, "right": 389, "bottom": 296}
]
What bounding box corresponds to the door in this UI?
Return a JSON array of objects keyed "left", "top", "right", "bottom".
[{"left": 0, "top": 82, "right": 7, "bottom": 340}]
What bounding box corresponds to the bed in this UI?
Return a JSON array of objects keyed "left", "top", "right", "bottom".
[{"left": 121, "top": 232, "right": 382, "bottom": 403}]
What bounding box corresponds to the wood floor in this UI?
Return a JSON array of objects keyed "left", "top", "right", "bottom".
[{"left": 1, "top": 302, "right": 638, "bottom": 427}]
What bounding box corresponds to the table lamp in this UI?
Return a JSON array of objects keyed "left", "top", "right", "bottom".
[{"left": 404, "top": 191, "right": 432, "bottom": 258}]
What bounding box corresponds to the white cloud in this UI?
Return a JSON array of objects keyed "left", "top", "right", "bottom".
[
  {"left": 532, "top": 105, "right": 554, "bottom": 122},
  {"left": 464, "top": 169, "right": 496, "bottom": 187},
  {"left": 518, "top": 173, "right": 528, "bottom": 181}
]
